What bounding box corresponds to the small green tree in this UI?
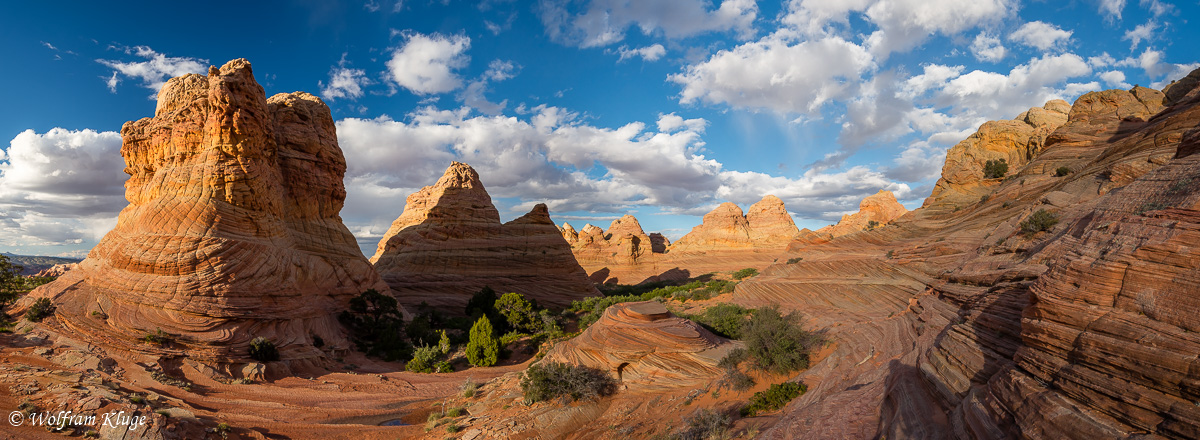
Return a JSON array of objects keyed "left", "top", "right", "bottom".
[
  {"left": 1020, "top": 209, "right": 1059, "bottom": 235},
  {"left": 983, "top": 158, "right": 1008, "bottom": 179},
  {"left": 495, "top": 292, "right": 537, "bottom": 333},
  {"left": 466, "top": 316, "right": 499, "bottom": 367},
  {"left": 438, "top": 330, "right": 451, "bottom": 354},
  {"left": 249, "top": 337, "right": 279, "bottom": 362},
  {"left": 1055, "top": 166, "right": 1071, "bottom": 177},
  {"left": 0, "top": 255, "right": 25, "bottom": 306}
]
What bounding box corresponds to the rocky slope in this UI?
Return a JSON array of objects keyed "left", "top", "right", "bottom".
[
  {"left": 18, "top": 59, "right": 388, "bottom": 370},
  {"left": 815, "top": 190, "right": 908, "bottom": 238},
  {"left": 729, "top": 74, "right": 1200, "bottom": 439},
  {"left": 371, "top": 162, "right": 598, "bottom": 310}
]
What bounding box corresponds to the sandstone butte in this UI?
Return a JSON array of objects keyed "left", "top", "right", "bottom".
[
  {"left": 723, "top": 71, "right": 1200, "bottom": 439},
  {"left": 370, "top": 161, "right": 598, "bottom": 311},
  {"left": 16, "top": 59, "right": 391, "bottom": 373},
  {"left": 814, "top": 189, "right": 908, "bottom": 238},
  {"left": 563, "top": 194, "right": 802, "bottom": 284}
]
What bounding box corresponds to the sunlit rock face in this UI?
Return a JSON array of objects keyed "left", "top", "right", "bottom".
[
  {"left": 371, "top": 161, "right": 598, "bottom": 311},
  {"left": 25, "top": 59, "right": 390, "bottom": 366}
]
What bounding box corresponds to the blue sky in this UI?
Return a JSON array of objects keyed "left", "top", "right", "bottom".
[{"left": 0, "top": 0, "right": 1197, "bottom": 257}]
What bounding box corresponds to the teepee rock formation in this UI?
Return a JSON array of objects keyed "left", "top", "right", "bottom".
[
  {"left": 816, "top": 190, "right": 908, "bottom": 238},
  {"left": 671, "top": 195, "right": 801, "bottom": 252},
  {"left": 371, "top": 162, "right": 598, "bottom": 310},
  {"left": 23, "top": 59, "right": 388, "bottom": 367}
]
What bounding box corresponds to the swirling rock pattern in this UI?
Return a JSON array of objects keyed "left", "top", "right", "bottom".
[
  {"left": 370, "top": 162, "right": 598, "bottom": 311},
  {"left": 541, "top": 301, "right": 739, "bottom": 391},
  {"left": 24, "top": 59, "right": 389, "bottom": 367}
]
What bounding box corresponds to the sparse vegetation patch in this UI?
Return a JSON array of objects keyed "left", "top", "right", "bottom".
[
  {"left": 520, "top": 361, "right": 617, "bottom": 403},
  {"left": 983, "top": 159, "right": 1008, "bottom": 179},
  {"left": 741, "top": 382, "right": 807, "bottom": 417},
  {"left": 1019, "top": 209, "right": 1059, "bottom": 235}
]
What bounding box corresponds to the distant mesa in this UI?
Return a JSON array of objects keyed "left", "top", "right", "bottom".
[
  {"left": 20, "top": 59, "right": 390, "bottom": 371},
  {"left": 816, "top": 190, "right": 908, "bottom": 238},
  {"left": 371, "top": 161, "right": 598, "bottom": 311},
  {"left": 540, "top": 301, "right": 739, "bottom": 391}
]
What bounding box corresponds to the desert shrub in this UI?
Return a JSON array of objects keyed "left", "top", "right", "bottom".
[
  {"left": 983, "top": 158, "right": 1008, "bottom": 179},
  {"left": 538, "top": 309, "right": 563, "bottom": 336},
  {"left": 742, "top": 306, "right": 820, "bottom": 374},
  {"left": 732, "top": 268, "right": 758, "bottom": 280},
  {"left": 980, "top": 194, "right": 990, "bottom": 203},
  {"left": 24, "top": 297, "right": 55, "bottom": 322},
  {"left": 690, "top": 304, "right": 752, "bottom": 339},
  {"left": 466, "top": 316, "right": 499, "bottom": 367},
  {"left": 461, "top": 378, "right": 478, "bottom": 398},
  {"left": 886, "top": 250, "right": 895, "bottom": 259},
  {"left": 1136, "top": 201, "right": 1168, "bottom": 216},
  {"left": 445, "top": 423, "right": 461, "bottom": 433},
  {"left": 865, "top": 220, "right": 880, "bottom": 231},
  {"left": 434, "top": 360, "right": 453, "bottom": 373},
  {"left": 142, "top": 328, "right": 173, "bottom": 345},
  {"left": 1001, "top": 201, "right": 1012, "bottom": 209},
  {"left": 465, "top": 286, "right": 499, "bottom": 318},
  {"left": 741, "top": 382, "right": 807, "bottom": 417},
  {"left": 498, "top": 330, "right": 527, "bottom": 348},
  {"left": 785, "top": 257, "right": 803, "bottom": 264},
  {"left": 676, "top": 408, "right": 733, "bottom": 440},
  {"left": 339, "top": 289, "right": 410, "bottom": 361},
  {"left": 1055, "top": 166, "right": 1071, "bottom": 177},
  {"left": 495, "top": 292, "right": 538, "bottom": 333},
  {"left": 406, "top": 344, "right": 440, "bottom": 373},
  {"left": 1019, "top": 209, "right": 1059, "bottom": 235},
  {"left": 520, "top": 361, "right": 617, "bottom": 403},
  {"left": 248, "top": 337, "right": 279, "bottom": 362}
]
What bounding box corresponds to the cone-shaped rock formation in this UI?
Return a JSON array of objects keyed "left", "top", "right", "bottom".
[{"left": 371, "top": 162, "right": 598, "bottom": 310}]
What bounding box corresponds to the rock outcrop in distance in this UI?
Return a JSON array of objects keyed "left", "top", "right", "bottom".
[
  {"left": 562, "top": 195, "right": 801, "bottom": 284},
  {"left": 541, "top": 301, "right": 739, "bottom": 391},
  {"left": 19, "top": 59, "right": 390, "bottom": 370},
  {"left": 371, "top": 162, "right": 598, "bottom": 311},
  {"left": 814, "top": 190, "right": 908, "bottom": 238},
  {"left": 731, "top": 68, "right": 1200, "bottom": 439},
  {"left": 32, "top": 263, "right": 76, "bottom": 278}
]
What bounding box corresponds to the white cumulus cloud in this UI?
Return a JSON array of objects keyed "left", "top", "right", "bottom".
[
  {"left": 320, "top": 54, "right": 372, "bottom": 101},
  {"left": 971, "top": 33, "right": 1007, "bottom": 63},
  {"left": 671, "top": 36, "right": 876, "bottom": 114},
  {"left": 0, "top": 129, "right": 126, "bottom": 250},
  {"left": 386, "top": 32, "right": 471, "bottom": 95},
  {"left": 617, "top": 44, "right": 667, "bottom": 62},
  {"left": 538, "top": 0, "right": 757, "bottom": 48},
  {"left": 1008, "top": 21, "right": 1073, "bottom": 51},
  {"left": 97, "top": 46, "right": 208, "bottom": 95}
]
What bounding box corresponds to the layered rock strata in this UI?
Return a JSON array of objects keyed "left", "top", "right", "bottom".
[
  {"left": 728, "top": 74, "right": 1200, "bottom": 439},
  {"left": 371, "top": 162, "right": 598, "bottom": 310},
  {"left": 541, "top": 301, "right": 739, "bottom": 391},
  {"left": 22, "top": 59, "right": 387, "bottom": 367}
]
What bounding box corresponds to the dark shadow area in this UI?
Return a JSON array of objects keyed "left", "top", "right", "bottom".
[{"left": 649, "top": 233, "right": 669, "bottom": 253}]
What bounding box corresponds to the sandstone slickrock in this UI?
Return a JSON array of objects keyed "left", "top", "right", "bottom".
[
  {"left": 540, "top": 301, "right": 739, "bottom": 391},
  {"left": 728, "top": 71, "right": 1200, "bottom": 439},
  {"left": 20, "top": 59, "right": 388, "bottom": 367},
  {"left": 370, "top": 162, "right": 598, "bottom": 310},
  {"left": 925, "top": 100, "right": 1071, "bottom": 208},
  {"left": 816, "top": 190, "right": 908, "bottom": 238}
]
